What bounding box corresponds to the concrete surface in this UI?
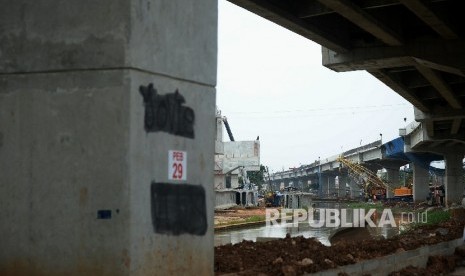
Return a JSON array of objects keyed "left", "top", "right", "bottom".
[
  {"left": 0, "top": 0, "right": 217, "bottom": 86},
  {"left": 445, "top": 153, "right": 465, "bottom": 206},
  {"left": 413, "top": 163, "right": 429, "bottom": 203},
  {"left": 0, "top": 0, "right": 217, "bottom": 275},
  {"left": 215, "top": 190, "right": 237, "bottom": 210},
  {"left": 310, "top": 238, "right": 463, "bottom": 276},
  {"left": 385, "top": 168, "right": 399, "bottom": 199}
]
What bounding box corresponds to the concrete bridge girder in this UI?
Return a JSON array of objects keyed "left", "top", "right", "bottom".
[{"left": 403, "top": 118, "right": 465, "bottom": 155}]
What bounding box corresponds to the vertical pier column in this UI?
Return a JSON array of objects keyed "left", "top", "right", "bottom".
[
  {"left": 320, "top": 174, "right": 328, "bottom": 198},
  {"left": 445, "top": 153, "right": 465, "bottom": 206},
  {"left": 385, "top": 168, "right": 400, "bottom": 199},
  {"left": 328, "top": 176, "right": 336, "bottom": 197},
  {"left": 413, "top": 163, "right": 429, "bottom": 203},
  {"left": 338, "top": 175, "right": 348, "bottom": 197},
  {"left": 0, "top": 1, "right": 217, "bottom": 275}
]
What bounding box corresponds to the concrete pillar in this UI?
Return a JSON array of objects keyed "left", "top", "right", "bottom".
[
  {"left": 385, "top": 168, "right": 400, "bottom": 199},
  {"left": 348, "top": 178, "right": 358, "bottom": 199},
  {"left": 0, "top": 1, "right": 216, "bottom": 275},
  {"left": 338, "top": 175, "right": 348, "bottom": 197},
  {"left": 444, "top": 153, "right": 465, "bottom": 206},
  {"left": 328, "top": 176, "right": 336, "bottom": 197},
  {"left": 320, "top": 174, "right": 328, "bottom": 198},
  {"left": 413, "top": 163, "right": 429, "bottom": 203}
]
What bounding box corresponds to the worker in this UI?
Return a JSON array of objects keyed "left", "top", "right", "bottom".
[
  {"left": 434, "top": 186, "right": 441, "bottom": 206},
  {"left": 462, "top": 189, "right": 465, "bottom": 206},
  {"left": 439, "top": 186, "right": 445, "bottom": 206}
]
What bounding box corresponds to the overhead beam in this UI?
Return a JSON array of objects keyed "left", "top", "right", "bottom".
[
  {"left": 368, "top": 69, "right": 430, "bottom": 112},
  {"left": 451, "top": 119, "right": 462, "bottom": 135},
  {"left": 430, "top": 139, "right": 448, "bottom": 148},
  {"left": 299, "top": 0, "right": 399, "bottom": 18},
  {"left": 322, "top": 39, "right": 465, "bottom": 76},
  {"left": 425, "top": 121, "right": 435, "bottom": 137},
  {"left": 415, "top": 106, "right": 465, "bottom": 121},
  {"left": 413, "top": 58, "right": 465, "bottom": 77},
  {"left": 415, "top": 64, "right": 462, "bottom": 109},
  {"left": 298, "top": 1, "right": 333, "bottom": 18},
  {"left": 322, "top": 39, "right": 465, "bottom": 77},
  {"left": 399, "top": 0, "right": 458, "bottom": 39},
  {"left": 322, "top": 47, "right": 415, "bottom": 72},
  {"left": 424, "top": 132, "right": 465, "bottom": 142},
  {"left": 316, "top": 0, "right": 403, "bottom": 46},
  {"left": 227, "top": 0, "right": 350, "bottom": 52}
]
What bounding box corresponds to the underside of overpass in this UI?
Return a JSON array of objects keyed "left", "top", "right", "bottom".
[{"left": 228, "top": 0, "right": 465, "bottom": 142}]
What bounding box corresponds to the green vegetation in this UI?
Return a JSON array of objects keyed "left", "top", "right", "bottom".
[
  {"left": 423, "top": 209, "right": 451, "bottom": 226},
  {"left": 247, "top": 165, "right": 267, "bottom": 191},
  {"left": 245, "top": 215, "right": 266, "bottom": 223},
  {"left": 401, "top": 209, "right": 451, "bottom": 233},
  {"left": 346, "top": 201, "right": 413, "bottom": 214},
  {"left": 346, "top": 201, "right": 384, "bottom": 211}
]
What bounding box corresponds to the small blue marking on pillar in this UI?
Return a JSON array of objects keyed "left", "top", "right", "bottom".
[{"left": 97, "top": 210, "right": 112, "bottom": 219}]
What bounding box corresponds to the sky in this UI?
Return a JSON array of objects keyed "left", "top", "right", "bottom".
[{"left": 216, "top": 1, "right": 415, "bottom": 173}]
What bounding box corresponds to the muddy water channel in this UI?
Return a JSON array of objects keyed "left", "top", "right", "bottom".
[{"left": 215, "top": 202, "right": 404, "bottom": 246}]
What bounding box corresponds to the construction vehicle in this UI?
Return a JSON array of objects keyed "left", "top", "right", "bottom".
[
  {"left": 263, "top": 166, "right": 282, "bottom": 207},
  {"left": 337, "top": 156, "right": 393, "bottom": 200},
  {"left": 394, "top": 186, "right": 412, "bottom": 199},
  {"left": 264, "top": 191, "right": 282, "bottom": 207}
]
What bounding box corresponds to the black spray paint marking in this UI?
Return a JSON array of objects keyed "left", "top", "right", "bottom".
[
  {"left": 139, "top": 83, "right": 195, "bottom": 138},
  {"left": 151, "top": 182, "right": 207, "bottom": 236}
]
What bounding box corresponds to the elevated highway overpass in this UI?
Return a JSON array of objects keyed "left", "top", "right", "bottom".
[
  {"left": 230, "top": 0, "right": 465, "bottom": 205},
  {"left": 269, "top": 134, "right": 457, "bottom": 202},
  {"left": 270, "top": 139, "right": 408, "bottom": 198}
]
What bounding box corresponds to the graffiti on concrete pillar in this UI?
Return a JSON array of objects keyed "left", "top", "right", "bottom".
[
  {"left": 151, "top": 182, "right": 207, "bottom": 236},
  {"left": 139, "top": 83, "right": 195, "bottom": 138}
]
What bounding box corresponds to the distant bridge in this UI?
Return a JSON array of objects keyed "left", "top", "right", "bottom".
[{"left": 270, "top": 134, "right": 446, "bottom": 201}]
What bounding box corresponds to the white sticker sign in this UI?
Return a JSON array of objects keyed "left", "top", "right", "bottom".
[{"left": 168, "top": 150, "right": 187, "bottom": 181}]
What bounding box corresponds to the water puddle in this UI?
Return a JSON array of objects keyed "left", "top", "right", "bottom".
[{"left": 215, "top": 202, "right": 402, "bottom": 246}]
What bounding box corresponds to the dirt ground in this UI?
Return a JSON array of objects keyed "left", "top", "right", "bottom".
[
  {"left": 214, "top": 219, "right": 465, "bottom": 275},
  {"left": 214, "top": 207, "right": 272, "bottom": 226}
]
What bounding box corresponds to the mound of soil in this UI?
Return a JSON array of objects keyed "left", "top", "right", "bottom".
[
  {"left": 389, "top": 255, "right": 457, "bottom": 276},
  {"left": 214, "top": 220, "right": 464, "bottom": 275}
]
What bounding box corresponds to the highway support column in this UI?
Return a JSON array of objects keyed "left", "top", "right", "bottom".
[
  {"left": 320, "top": 174, "right": 328, "bottom": 198},
  {"left": 328, "top": 176, "right": 336, "bottom": 197},
  {"left": 444, "top": 153, "right": 465, "bottom": 206},
  {"left": 413, "top": 163, "right": 429, "bottom": 203},
  {"left": 348, "top": 178, "right": 358, "bottom": 199},
  {"left": 338, "top": 174, "right": 348, "bottom": 198},
  {"left": 0, "top": 1, "right": 216, "bottom": 275},
  {"left": 385, "top": 168, "right": 399, "bottom": 199}
]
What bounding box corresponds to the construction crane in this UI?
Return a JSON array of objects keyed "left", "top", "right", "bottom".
[
  {"left": 337, "top": 156, "right": 394, "bottom": 198},
  {"left": 222, "top": 116, "right": 235, "bottom": 141}
]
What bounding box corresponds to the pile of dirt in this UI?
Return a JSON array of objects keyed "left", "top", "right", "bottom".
[
  {"left": 389, "top": 255, "right": 458, "bottom": 276},
  {"left": 214, "top": 220, "right": 464, "bottom": 275}
]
